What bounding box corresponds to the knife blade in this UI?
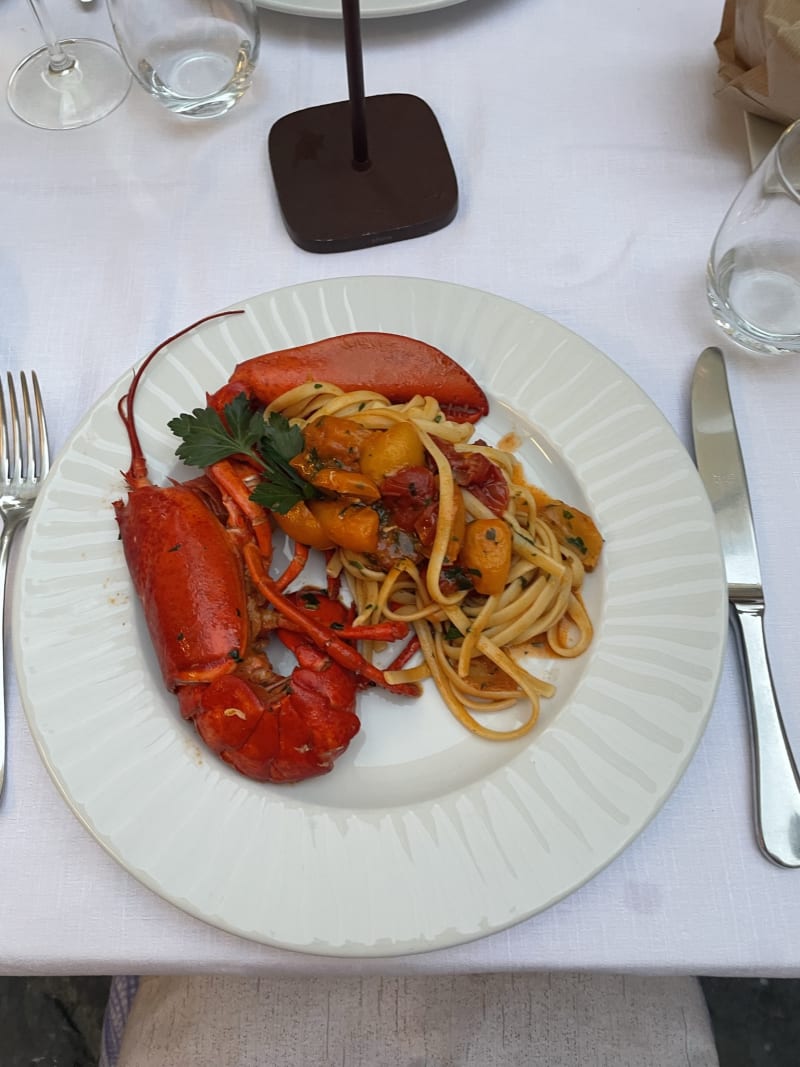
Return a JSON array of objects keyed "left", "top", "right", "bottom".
[{"left": 692, "top": 346, "right": 800, "bottom": 867}]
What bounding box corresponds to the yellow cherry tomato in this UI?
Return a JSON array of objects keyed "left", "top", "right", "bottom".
[
  {"left": 310, "top": 500, "right": 379, "bottom": 554},
  {"left": 459, "top": 518, "right": 512, "bottom": 596},
  {"left": 311, "top": 467, "right": 381, "bottom": 501},
  {"left": 272, "top": 501, "right": 335, "bottom": 551},
  {"left": 359, "top": 422, "right": 425, "bottom": 484}
]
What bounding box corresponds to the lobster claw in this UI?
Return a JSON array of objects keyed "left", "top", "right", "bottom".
[{"left": 208, "top": 332, "right": 489, "bottom": 424}]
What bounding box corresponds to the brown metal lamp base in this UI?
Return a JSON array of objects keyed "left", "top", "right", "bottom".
[{"left": 268, "top": 92, "right": 458, "bottom": 254}]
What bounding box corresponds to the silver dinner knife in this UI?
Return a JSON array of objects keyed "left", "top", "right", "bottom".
[{"left": 692, "top": 346, "right": 800, "bottom": 867}]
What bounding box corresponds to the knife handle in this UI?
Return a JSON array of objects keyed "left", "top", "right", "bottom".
[{"left": 729, "top": 601, "right": 800, "bottom": 868}]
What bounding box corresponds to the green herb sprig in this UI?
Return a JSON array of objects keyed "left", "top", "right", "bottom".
[{"left": 168, "top": 394, "right": 318, "bottom": 514}]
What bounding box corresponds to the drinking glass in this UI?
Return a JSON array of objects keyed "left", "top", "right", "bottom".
[
  {"left": 707, "top": 118, "right": 800, "bottom": 355},
  {"left": 7, "top": 1, "right": 131, "bottom": 130},
  {"left": 106, "top": 0, "right": 260, "bottom": 119}
]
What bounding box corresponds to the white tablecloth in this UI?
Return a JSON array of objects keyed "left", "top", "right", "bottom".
[{"left": 2, "top": 0, "right": 799, "bottom": 978}]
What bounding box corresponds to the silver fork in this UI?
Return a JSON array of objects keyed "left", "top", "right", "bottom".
[{"left": 0, "top": 373, "right": 50, "bottom": 798}]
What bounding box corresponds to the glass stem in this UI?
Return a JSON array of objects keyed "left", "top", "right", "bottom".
[{"left": 28, "top": 0, "right": 75, "bottom": 73}]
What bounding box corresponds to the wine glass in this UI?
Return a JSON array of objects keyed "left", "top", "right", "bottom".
[
  {"left": 707, "top": 118, "right": 800, "bottom": 354},
  {"left": 7, "top": 0, "right": 131, "bottom": 130}
]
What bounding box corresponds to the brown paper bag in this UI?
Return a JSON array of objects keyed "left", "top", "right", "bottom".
[{"left": 714, "top": 0, "right": 800, "bottom": 123}]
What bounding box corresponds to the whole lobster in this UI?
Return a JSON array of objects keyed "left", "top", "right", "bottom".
[{"left": 114, "top": 312, "right": 488, "bottom": 784}]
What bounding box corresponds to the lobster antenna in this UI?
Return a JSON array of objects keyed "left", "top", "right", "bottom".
[{"left": 118, "top": 309, "right": 246, "bottom": 487}]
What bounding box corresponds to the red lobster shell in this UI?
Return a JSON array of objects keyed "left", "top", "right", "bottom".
[{"left": 114, "top": 313, "right": 488, "bottom": 783}]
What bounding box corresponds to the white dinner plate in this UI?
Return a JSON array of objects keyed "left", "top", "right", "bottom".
[
  {"left": 257, "top": 0, "right": 467, "bottom": 18},
  {"left": 14, "top": 276, "right": 727, "bottom": 957}
]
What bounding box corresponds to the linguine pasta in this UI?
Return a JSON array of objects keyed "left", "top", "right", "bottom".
[{"left": 266, "top": 382, "right": 603, "bottom": 742}]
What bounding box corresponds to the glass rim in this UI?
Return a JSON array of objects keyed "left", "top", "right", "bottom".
[{"left": 775, "top": 117, "right": 800, "bottom": 207}]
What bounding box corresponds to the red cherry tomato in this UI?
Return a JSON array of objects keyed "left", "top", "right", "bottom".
[
  {"left": 435, "top": 440, "right": 509, "bottom": 516},
  {"left": 380, "top": 467, "right": 438, "bottom": 532}
]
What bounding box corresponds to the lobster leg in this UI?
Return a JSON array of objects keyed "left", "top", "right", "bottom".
[
  {"left": 243, "top": 544, "right": 420, "bottom": 697},
  {"left": 321, "top": 620, "right": 410, "bottom": 642},
  {"left": 202, "top": 451, "right": 417, "bottom": 694},
  {"left": 275, "top": 617, "right": 409, "bottom": 646},
  {"left": 385, "top": 635, "right": 422, "bottom": 672},
  {"left": 206, "top": 458, "right": 273, "bottom": 559},
  {"left": 204, "top": 458, "right": 315, "bottom": 594},
  {"left": 274, "top": 542, "right": 310, "bottom": 592}
]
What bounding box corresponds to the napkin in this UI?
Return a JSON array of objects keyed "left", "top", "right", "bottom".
[{"left": 714, "top": 0, "right": 800, "bottom": 123}]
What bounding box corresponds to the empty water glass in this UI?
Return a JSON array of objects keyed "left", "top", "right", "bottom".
[
  {"left": 707, "top": 118, "right": 800, "bottom": 355},
  {"left": 106, "top": 0, "right": 259, "bottom": 119}
]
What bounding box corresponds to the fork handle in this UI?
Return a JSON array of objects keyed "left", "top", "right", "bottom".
[
  {"left": 730, "top": 600, "right": 800, "bottom": 868},
  {"left": 0, "top": 525, "right": 12, "bottom": 798}
]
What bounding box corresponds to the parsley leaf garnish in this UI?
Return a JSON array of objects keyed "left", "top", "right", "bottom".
[
  {"left": 169, "top": 396, "right": 264, "bottom": 469},
  {"left": 249, "top": 475, "right": 313, "bottom": 515},
  {"left": 168, "top": 396, "right": 318, "bottom": 515},
  {"left": 263, "top": 410, "right": 305, "bottom": 463}
]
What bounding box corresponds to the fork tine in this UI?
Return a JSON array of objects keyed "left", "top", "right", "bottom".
[
  {"left": 30, "top": 371, "right": 50, "bottom": 480},
  {"left": 0, "top": 378, "right": 7, "bottom": 485},
  {"left": 5, "top": 373, "right": 21, "bottom": 484},
  {"left": 19, "top": 373, "right": 35, "bottom": 485}
]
